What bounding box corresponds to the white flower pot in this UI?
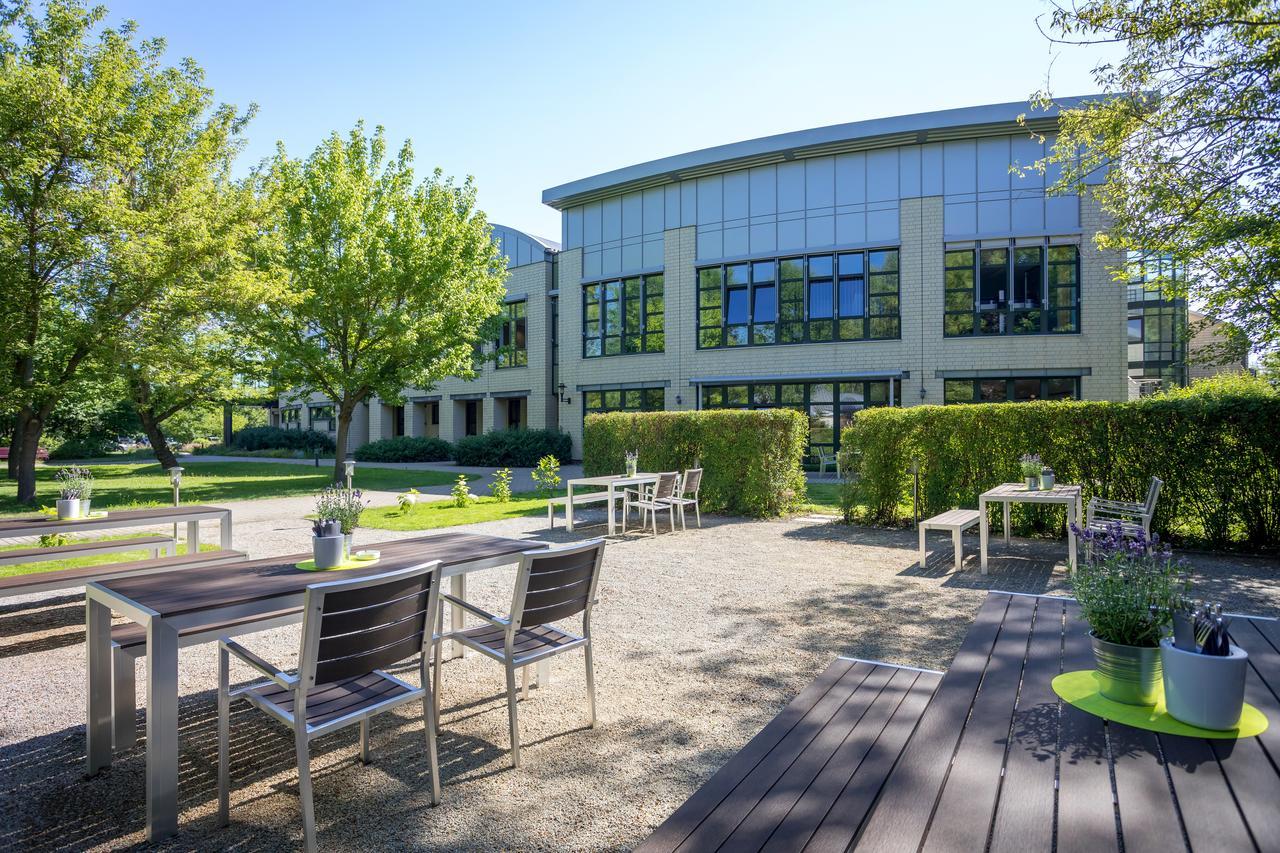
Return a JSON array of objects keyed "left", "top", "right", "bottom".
[
  {"left": 56, "top": 498, "right": 81, "bottom": 520},
  {"left": 312, "top": 535, "right": 345, "bottom": 569},
  {"left": 1160, "top": 639, "right": 1248, "bottom": 730},
  {"left": 81, "top": 498, "right": 92, "bottom": 515}
]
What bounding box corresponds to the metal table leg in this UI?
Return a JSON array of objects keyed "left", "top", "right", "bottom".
[
  {"left": 607, "top": 485, "right": 617, "bottom": 536},
  {"left": 1002, "top": 501, "right": 1011, "bottom": 545},
  {"left": 146, "top": 617, "right": 180, "bottom": 840},
  {"left": 449, "top": 574, "right": 466, "bottom": 660},
  {"left": 979, "top": 498, "right": 989, "bottom": 574},
  {"left": 186, "top": 520, "right": 200, "bottom": 555},
  {"left": 86, "top": 596, "right": 114, "bottom": 774},
  {"left": 1067, "top": 499, "right": 1078, "bottom": 574},
  {"left": 219, "top": 510, "right": 233, "bottom": 550},
  {"left": 566, "top": 483, "right": 575, "bottom": 532}
]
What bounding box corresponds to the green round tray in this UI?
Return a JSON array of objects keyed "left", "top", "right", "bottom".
[
  {"left": 1052, "top": 670, "right": 1267, "bottom": 739},
  {"left": 295, "top": 556, "right": 380, "bottom": 572}
]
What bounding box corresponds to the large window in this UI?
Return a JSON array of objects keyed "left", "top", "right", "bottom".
[
  {"left": 308, "top": 404, "right": 335, "bottom": 430},
  {"left": 584, "top": 386, "right": 665, "bottom": 415},
  {"left": 280, "top": 408, "right": 301, "bottom": 428},
  {"left": 943, "top": 377, "right": 1079, "bottom": 404},
  {"left": 1126, "top": 254, "right": 1187, "bottom": 391},
  {"left": 495, "top": 300, "right": 527, "bottom": 368},
  {"left": 697, "top": 249, "right": 899, "bottom": 348},
  {"left": 700, "top": 379, "right": 897, "bottom": 463},
  {"left": 944, "top": 242, "right": 1079, "bottom": 337},
  {"left": 583, "top": 274, "right": 664, "bottom": 358}
]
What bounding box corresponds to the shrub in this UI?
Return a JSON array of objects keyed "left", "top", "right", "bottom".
[
  {"left": 231, "top": 426, "right": 335, "bottom": 453},
  {"left": 48, "top": 436, "right": 116, "bottom": 460},
  {"left": 532, "top": 455, "right": 561, "bottom": 498},
  {"left": 582, "top": 409, "right": 806, "bottom": 517},
  {"left": 193, "top": 445, "right": 306, "bottom": 458},
  {"left": 490, "top": 468, "right": 513, "bottom": 502},
  {"left": 838, "top": 385, "right": 1280, "bottom": 550},
  {"left": 451, "top": 474, "right": 474, "bottom": 507},
  {"left": 452, "top": 429, "right": 572, "bottom": 467},
  {"left": 355, "top": 435, "right": 452, "bottom": 463}
]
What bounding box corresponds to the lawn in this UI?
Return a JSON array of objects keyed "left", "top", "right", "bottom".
[
  {"left": 0, "top": 535, "right": 216, "bottom": 579},
  {"left": 359, "top": 490, "right": 565, "bottom": 531},
  {"left": 0, "top": 461, "right": 463, "bottom": 515},
  {"left": 799, "top": 480, "right": 842, "bottom": 514}
]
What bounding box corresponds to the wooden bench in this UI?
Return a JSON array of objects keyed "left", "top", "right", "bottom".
[
  {"left": 918, "top": 508, "right": 982, "bottom": 571},
  {"left": 0, "top": 548, "right": 247, "bottom": 599},
  {"left": 636, "top": 657, "right": 941, "bottom": 853},
  {"left": 0, "top": 535, "right": 174, "bottom": 568},
  {"left": 546, "top": 490, "right": 620, "bottom": 528}
]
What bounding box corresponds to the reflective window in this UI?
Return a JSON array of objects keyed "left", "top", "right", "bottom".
[
  {"left": 943, "top": 377, "right": 1081, "bottom": 404},
  {"left": 583, "top": 274, "right": 664, "bottom": 358},
  {"left": 495, "top": 300, "right": 527, "bottom": 368},
  {"left": 945, "top": 242, "right": 1079, "bottom": 337}
]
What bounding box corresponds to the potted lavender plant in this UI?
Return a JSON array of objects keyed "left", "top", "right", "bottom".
[
  {"left": 625, "top": 449, "right": 639, "bottom": 478},
  {"left": 1019, "top": 453, "right": 1042, "bottom": 490},
  {"left": 1161, "top": 601, "right": 1249, "bottom": 730},
  {"left": 54, "top": 467, "right": 87, "bottom": 519},
  {"left": 311, "top": 489, "right": 345, "bottom": 569}
]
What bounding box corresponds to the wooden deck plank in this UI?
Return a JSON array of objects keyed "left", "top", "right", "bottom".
[
  {"left": 988, "top": 596, "right": 1064, "bottom": 853},
  {"left": 1158, "top": 730, "right": 1254, "bottom": 852},
  {"left": 1107, "top": 722, "right": 1185, "bottom": 853},
  {"left": 852, "top": 593, "right": 1011, "bottom": 853},
  {"left": 923, "top": 594, "right": 1037, "bottom": 852},
  {"left": 672, "top": 664, "right": 876, "bottom": 852},
  {"left": 801, "top": 670, "right": 941, "bottom": 853},
  {"left": 634, "top": 658, "right": 858, "bottom": 853},
  {"left": 720, "top": 664, "right": 899, "bottom": 850},
  {"left": 1057, "top": 601, "right": 1121, "bottom": 853}
]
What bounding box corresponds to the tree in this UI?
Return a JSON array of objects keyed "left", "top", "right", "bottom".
[
  {"left": 256, "top": 123, "right": 507, "bottom": 484},
  {"left": 0, "top": 0, "right": 253, "bottom": 501},
  {"left": 1033, "top": 0, "right": 1280, "bottom": 355}
]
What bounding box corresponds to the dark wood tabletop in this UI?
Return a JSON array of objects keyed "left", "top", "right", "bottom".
[
  {"left": 94, "top": 531, "right": 546, "bottom": 618},
  {"left": 0, "top": 504, "right": 228, "bottom": 535}
]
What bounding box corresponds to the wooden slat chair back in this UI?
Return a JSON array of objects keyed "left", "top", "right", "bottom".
[
  {"left": 624, "top": 471, "right": 681, "bottom": 535},
  {"left": 1144, "top": 476, "right": 1164, "bottom": 518},
  {"left": 515, "top": 545, "right": 599, "bottom": 629},
  {"left": 307, "top": 570, "right": 436, "bottom": 686},
  {"left": 679, "top": 467, "right": 702, "bottom": 499},
  {"left": 665, "top": 467, "right": 704, "bottom": 530}
]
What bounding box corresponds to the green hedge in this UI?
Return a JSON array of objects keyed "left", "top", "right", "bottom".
[
  {"left": 838, "top": 385, "right": 1280, "bottom": 550},
  {"left": 452, "top": 429, "right": 573, "bottom": 467},
  {"left": 582, "top": 409, "right": 807, "bottom": 517},
  {"left": 355, "top": 436, "right": 453, "bottom": 463},
  {"left": 231, "top": 426, "right": 335, "bottom": 453}
]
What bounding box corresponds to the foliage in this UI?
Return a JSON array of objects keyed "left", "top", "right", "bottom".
[
  {"left": 313, "top": 487, "right": 365, "bottom": 534},
  {"left": 451, "top": 474, "right": 475, "bottom": 508},
  {"left": 230, "top": 426, "right": 335, "bottom": 453},
  {"left": 164, "top": 403, "right": 267, "bottom": 445},
  {"left": 531, "top": 455, "right": 561, "bottom": 498},
  {"left": 1020, "top": 453, "right": 1043, "bottom": 478},
  {"left": 1071, "top": 522, "right": 1188, "bottom": 647},
  {"left": 54, "top": 466, "right": 92, "bottom": 500},
  {"left": 452, "top": 429, "right": 572, "bottom": 467},
  {"left": 192, "top": 445, "right": 306, "bottom": 459},
  {"left": 839, "top": 387, "right": 1280, "bottom": 550},
  {"left": 252, "top": 121, "right": 508, "bottom": 483},
  {"left": 583, "top": 409, "right": 807, "bottom": 518},
  {"left": 355, "top": 435, "right": 452, "bottom": 463},
  {"left": 360, "top": 489, "right": 567, "bottom": 532},
  {"left": 48, "top": 436, "right": 118, "bottom": 460},
  {"left": 489, "top": 467, "right": 512, "bottom": 503},
  {"left": 397, "top": 489, "right": 420, "bottom": 514},
  {"left": 1033, "top": 0, "right": 1280, "bottom": 354}
]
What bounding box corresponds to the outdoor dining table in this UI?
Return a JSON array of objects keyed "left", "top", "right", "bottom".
[
  {"left": 84, "top": 530, "right": 547, "bottom": 841},
  {"left": 0, "top": 504, "right": 233, "bottom": 551},
  {"left": 979, "top": 482, "right": 1083, "bottom": 573},
  {"left": 564, "top": 472, "right": 659, "bottom": 535}
]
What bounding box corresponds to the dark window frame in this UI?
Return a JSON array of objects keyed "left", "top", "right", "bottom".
[
  {"left": 582, "top": 386, "right": 665, "bottom": 418},
  {"left": 583, "top": 273, "right": 665, "bottom": 358},
  {"left": 942, "top": 377, "right": 1080, "bottom": 404},
  {"left": 943, "top": 241, "right": 1080, "bottom": 337},
  {"left": 495, "top": 300, "right": 528, "bottom": 369}
]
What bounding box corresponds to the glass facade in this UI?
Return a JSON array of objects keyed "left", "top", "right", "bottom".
[
  {"left": 495, "top": 300, "right": 527, "bottom": 368},
  {"left": 700, "top": 379, "right": 897, "bottom": 463},
  {"left": 944, "top": 242, "right": 1079, "bottom": 336},
  {"left": 583, "top": 386, "right": 665, "bottom": 415},
  {"left": 583, "top": 274, "right": 665, "bottom": 358},
  {"left": 943, "top": 377, "right": 1079, "bottom": 404},
  {"left": 1126, "top": 255, "right": 1187, "bottom": 393},
  {"left": 697, "top": 249, "right": 899, "bottom": 348}
]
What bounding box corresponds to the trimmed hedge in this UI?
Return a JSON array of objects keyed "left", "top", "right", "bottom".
[
  {"left": 231, "top": 426, "right": 335, "bottom": 453},
  {"left": 582, "top": 409, "right": 807, "bottom": 517},
  {"left": 355, "top": 436, "right": 453, "bottom": 463},
  {"left": 452, "top": 429, "right": 573, "bottom": 467},
  {"left": 838, "top": 386, "right": 1280, "bottom": 550}
]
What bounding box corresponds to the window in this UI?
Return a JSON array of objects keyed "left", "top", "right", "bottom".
[
  {"left": 308, "top": 404, "right": 335, "bottom": 431},
  {"left": 393, "top": 406, "right": 405, "bottom": 437},
  {"left": 696, "top": 248, "right": 899, "bottom": 348},
  {"left": 585, "top": 274, "right": 663, "bottom": 357},
  {"left": 550, "top": 296, "right": 559, "bottom": 366},
  {"left": 942, "top": 377, "right": 1080, "bottom": 404},
  {"left": 583, "top": 386, "right": 665, "bottom": 415},
  {"left": 944, "top": 242, "right": 1079, "bottom": 336},
  {"left": 280, "top": 408, "right": 301, "bottom": 427},
  {"left": 495, "top": 300, "right": 527, "bottom": 368}
]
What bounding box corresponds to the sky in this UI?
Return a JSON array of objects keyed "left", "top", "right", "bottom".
[{"left": 101, "top": 0, "right": 1122, "bottom": 242}]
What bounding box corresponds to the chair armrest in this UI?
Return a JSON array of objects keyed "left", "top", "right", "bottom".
[
  {"left": 220, "top": 638, "right": 296, "bottom": 689},
  {"left": 441, "top": 593, "right": 508, "bottom": 628}
]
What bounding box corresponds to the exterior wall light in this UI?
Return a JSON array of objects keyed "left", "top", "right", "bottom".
[
  {"left": 344, "top": 459, "right": 356, "bottom": 489},
  {"left": 557, "top": 383, "right": 572, "bottom": 405}
]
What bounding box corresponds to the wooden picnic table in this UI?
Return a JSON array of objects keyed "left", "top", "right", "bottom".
[
  {"left": 84, "top": 530, "right": 548, "bottom": 841},
  {"left": 0, "top": 504, "right": 233, "bottom": 551},
  {"left": 564, "top": 473, "right": 659, "bottom": 535},
  {"left": 979, "top": 482, "right": 1083, "bottom": 573}
]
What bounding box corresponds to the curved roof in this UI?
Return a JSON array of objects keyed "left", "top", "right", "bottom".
[
  {"left": 490, "top": 222, "right": 560, "bottom": 268},
  {"left": 542, "top": 95, "right": 1105, "bottom": 210}
]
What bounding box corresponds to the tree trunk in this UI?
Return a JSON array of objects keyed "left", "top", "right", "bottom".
[
  {"left": 7, "top": 409, "right": 27, "bottom": 480},
  {"left": 138, "top": 408, "right": 179, "bottom": 470},
  {"left": 15, "top": 411, "right": 43, "bottom": 504},
  {"left": 332, "top": 400, "right": 352, "bottom": 486}
]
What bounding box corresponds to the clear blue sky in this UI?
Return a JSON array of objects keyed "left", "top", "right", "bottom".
[{"left": 103, "top": 0, "right": 1119, "bottom": 240}]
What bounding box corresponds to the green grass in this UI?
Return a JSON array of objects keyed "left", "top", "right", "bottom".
[
  {"left": 798, "top": 481, "right": 843, "bottom": 515},
  {"left": 360, "top": 490, "right": 566, "bottom": 531},
  {"left": 0, "top": 461, "right": 464, "bottom": 515},
  {"left": 0, "top": 535, "right": 217, "bottom": 579}
]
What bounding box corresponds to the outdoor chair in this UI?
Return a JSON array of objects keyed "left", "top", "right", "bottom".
[
  {"left": 436, "top": 539, "right": 606, "bottom": 768},
  {"left": 217, "top": 562, "right": 444, "bottom": 852},
  {"left": 623, "top": 471, "right": 680, "bottom": 535},
  {"left": 1085, "top": 476, "right": 1163, "bottom": 545},
  {"left": 665, "top": 467, "right": 702, "bottom": 530}
]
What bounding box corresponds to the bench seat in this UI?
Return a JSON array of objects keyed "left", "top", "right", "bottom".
[
  {"left": 0, "top": 535, "right": 174, "bottom": 568},
  {"left": 918, "top": 508, "right": 982, "bottom": 571},
  {"left": 0, "top": 548, "right": 247, "bottom": 598},
  {"left": 636, "top": 657, "right": 941, "bottom": 852}
]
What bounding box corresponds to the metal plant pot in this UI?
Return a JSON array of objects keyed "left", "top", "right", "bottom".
[
  {"left": 1161, "top": 639, "right": 1248, "bottom": 730},
  {"left": 320, "top": 519, "right": 341, "bottom": 537},
  {"left": 344, "top": 533, "right": 354, "bottom": 560},
  {"left": 1040, "top": 471, "right": 1055, "bottom": 490},
  {"left": 56, "top": 498, "right": 81, "bottom": 520},
  {"left": 1090, "top": 632, "right": 1162, "bottom": 705},
  {"left": 626, "top": 461, "right": 637, "bottom": 477},
  {"left": 1025, "top": 476, "right": 1039, "bottom": 490},
  {"left": 312, "top": 535, "right": 345, "bottom": 569}
]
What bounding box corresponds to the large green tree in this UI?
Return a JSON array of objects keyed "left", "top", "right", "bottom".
[
  {"left": 256, "top": 123, "right": 507, "bottom": 483},
  {"left": 1034, "top": 0, "right": 1280, "bottom": 354},
  {"left": 0, "top": 0, "right": 254, "bottom": 501}
]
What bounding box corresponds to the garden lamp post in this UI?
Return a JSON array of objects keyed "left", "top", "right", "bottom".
[
  {"left": 344, "top": 459, "right": 356, "bottom": 490},
  {"left": 167, "top": 466, "right": 184, "bottom": 545}
]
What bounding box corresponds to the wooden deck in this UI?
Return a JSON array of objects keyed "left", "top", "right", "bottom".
[{"left": 641, "top": 592, "right": 1280, "bottom": 852}]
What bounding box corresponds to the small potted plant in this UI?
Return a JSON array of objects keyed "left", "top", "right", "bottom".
[
  {"left": 1019, "top": 454, "right": 1042, "bottom": 490},
  {"left": 54, "top": 467, "right": 85, "bottom": 519},
  {"left": 625, "top": 450, "right": 639, "bottom": 478},
  {"left": 328, "top": 487, "right": 366, "bottom": 559},
  {"left": 311, "top": 489, "right": 345, "bottom": 568},
  {"left": 1040, "top": 465, "right": 1055, "bottom": 491},
  {"left": 1072, "top": 522, "right": 1186, "bottom": 705},
  {"left": 1161, "top": 600, "right": 1249, "bottom": 730}
]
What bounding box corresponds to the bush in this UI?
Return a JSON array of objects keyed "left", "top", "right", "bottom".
[
  {"left": 355, "top": 436, "right": 453, "bottom": 463},
  {"left": 193, "top": 444, "right": 308, "bottom": 458},
  {"left": 838, "top": 384, "right": 1280, "bottom": 551},
  {"left": 48, "top": 436, "right": 116, "bottom": 460},
  {"left": 452, "top": 429, "right": 573, "bottom": 467},
  {"left": 230, "top": 426, "right": 335, "bottom": 453},
  {"left": 582, "top": 409, "right": 807, "bottom": 517}
]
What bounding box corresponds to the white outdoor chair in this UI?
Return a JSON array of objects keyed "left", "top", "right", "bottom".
[
  {"left": 1086, "top": 476, "right": 1163, "bottom": 543},
  {"left": 217, "top": 562, "right": 443, "bottom": 852},
  {"left": 623, "top": 471, "right": 680, "bottom": 535},
  {"left": 436, "top": 539, "right": 606, "bottom": 768},
  {"left": 666, "top": 467, "right": 703, "bottom": 530}
]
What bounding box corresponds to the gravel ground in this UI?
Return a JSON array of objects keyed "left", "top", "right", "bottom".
[{"left": 1, "top": 505, "right": 1276, "bottom": 852}]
